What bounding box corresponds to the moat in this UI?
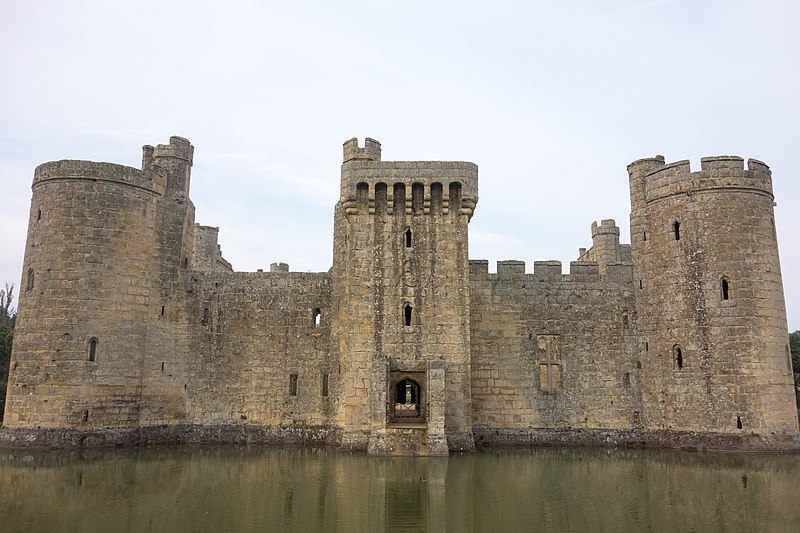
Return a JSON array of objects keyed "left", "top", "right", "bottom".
[{"left": 1, "top": 446, "right": 798, "bottom": 532}]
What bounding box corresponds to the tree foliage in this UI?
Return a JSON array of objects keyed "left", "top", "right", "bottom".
[
  {"left": 790, "top": 330, "right": 800, "bottom": 410},
  {"left": 0, "top": 283, "right": 13, "bottom": 425}
]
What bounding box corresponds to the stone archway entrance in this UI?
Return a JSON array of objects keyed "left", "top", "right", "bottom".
[{"left": 389, "top": 372, "right": 426, "bottom": 424}]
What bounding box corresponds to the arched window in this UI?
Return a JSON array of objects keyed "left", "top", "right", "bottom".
[
  {"left": 88, "top": 338, "right": 98, "bottom": 362},
  {"left": 356, "top": 182, "right": 369, "bottom": 213},
  {"left": 721, "top": 277, "right": 730, "bottom": 300},
  {"left": 449, "top": 182, "right": 462, "bottom": 214},
  {"left": 404, "top": 227, "right": 412, "bottom": 248},
  {"left": 393, "top": 378, "right": 422, "bottom": 419},
  {"left": 430, "top": 182, "right": 443, "bottom": 214},
  {"left": 673, "top": 220, "right": 681, "bottom": 241},
  {"left": 375, "top": 182, "right": 387, "bottom": 215},
  {"left": 403, "top": 303, "right": 413, "bottom": 326},
  {"left": 411, "top": 183, "right": 424, "bottom": 214},
  {"left": 393, "top": 183, "right": 406, "bottom": 211},
  {"left": 312, "top": 308, "right": 321, "bottom": 327},
  {"left": 673, "top": 345, "right": 683, "bottom": 370}
]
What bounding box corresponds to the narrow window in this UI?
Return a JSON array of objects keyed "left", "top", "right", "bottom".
[
  {"left": 411, "top": 183, "right": 424, "bottom": 214},
  {"left": 289, "top": 374, "right": 298, "bottom": 396},
  {"left": 37, "top": 209, "right": 42, "bottom": 221},
  {"left": 430, "top": 182, "right": 443, "bottom": 214},
  {"left": 623, "top": 372, "right": 630, "bottom": 387},
  {"left": 160, "top": 305, "right": 165, "bottom": 316},
  {"left": 405, "top": 228, "right": 412, "bottom": 248},
  {"left": 313, "top": 308, "right": 321, "bottom": 327},
  {"left": 639, "top": 280, "right": 643, "bottom": 289},
  {"left": 26, "top": 268, "right": 34, "bottom": 291},
  {"left": 674, "top": 345, "right": 683, "bottom": 370},
  {"left": 88, "top": 338, "right": 98, "bottom": 362},
  {"left": 161, "top": 362, "right": 165, "bottom": 372},
  {"left": 393, "top": 183, "right": 406, "bottom": 211},
  {"left": 737, "top": 416, "right": 742, "bottom": 429},
  {"left": 622, "top": 310, "right": 629, "bottom": 329},
  {"left": 375, "top": 182, "right": 387, "bottom": 216},
  {"left": 356, "top": 182, "right": 369, "bottom": 213},
  {"left": 643, "top": 231, "right": 646, "bottom": 241},
  {"left": 183, "top": 257, "right": 188, "bottom": 269},
  {"left": 201, "top": 308, "right": 209, "bottom": 326},
  {"left": 403, "top": 303, "right": 413, "bottom": 326},
  {"left": 673, "top": 220, "right": 681, "bottom": 240},
  {"left": 449, "top": 182, "right": 462, "bottom": 214},
  {"left": 645, "top": 342, "right": 649, "bottom": 352},
  {"left": 82, "top": 409, "right": 89, "bottom": 423},
  {"left": 721, "top": 278, "right": 730, "bottom": 300},
  {"left": 321, "top": 372, "right": 329, "bottom": 397}
]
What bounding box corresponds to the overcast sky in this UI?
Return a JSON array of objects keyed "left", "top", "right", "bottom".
[{"left": 1, "top": 0, "right": 798, "bottom": 329}]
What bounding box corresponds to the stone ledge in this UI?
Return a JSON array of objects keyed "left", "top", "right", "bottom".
[
  {"left": 473, "top": 427, "right": 800, "bottom": 452},
  {"left": 0, "top": 424, "right": 331, "bottom": 449}
]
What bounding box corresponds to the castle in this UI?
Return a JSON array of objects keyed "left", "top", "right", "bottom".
[{"left": 2, "top": 136, "right": 798, "bottom": 454}]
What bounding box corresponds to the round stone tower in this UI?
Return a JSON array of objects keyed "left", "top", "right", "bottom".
[
  {"left": 628, "top": 155, "right": 798, "bottom": 437},
  {"left": 4, "top": 137, "right": 196, "bottom": 430}
]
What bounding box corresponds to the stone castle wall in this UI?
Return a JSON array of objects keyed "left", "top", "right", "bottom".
[
  {"left": 2, "top": 137, "right": 797, "bottom": 453},
  {"left": 469, "top": 258, "right": 640, "bottom": 433}
]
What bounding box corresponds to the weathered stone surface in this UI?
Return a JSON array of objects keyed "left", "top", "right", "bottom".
[{"left": 2, "top": 137, "right": 798, "bottom": 454}]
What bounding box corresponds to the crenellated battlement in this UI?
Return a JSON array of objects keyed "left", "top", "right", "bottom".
[
  {"left": 591, "top": 219, "right": 620, "bottom": 237},
  {"left": 153, "top": 135, "right": 194, "bottom": 164},
  {"left": 468, "top": 259, "right": 631, "bottom": 283},
  {"left": 629, "top": 155, "right": 773, "bottom": 204},
  {"left": 343, "top": 137, "right": 382, "bottom": 162}
]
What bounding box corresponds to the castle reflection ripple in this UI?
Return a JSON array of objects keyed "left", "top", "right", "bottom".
[{"left": 1, "top": 446, "right": 799, "bottom": 532}]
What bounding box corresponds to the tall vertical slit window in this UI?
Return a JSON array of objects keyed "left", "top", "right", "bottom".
[
  {"left": 403, "top": 303, "right": 413, "bottom": 326},
  {"left": 88, "top": 338, "right": 98, "bottom": 362},
  {"left": 289, "top": 374, "right": 298, "bottom": 396},
  {"left": 405, "top": 228, "right": 412, "bottom": 248},
  {"left": 673, "top": 220, "right": 681, "bottom": 240},
  {"left": 673, "top": 345, "right": 683, "bottom": 370},
  {"left": 721, "top": 278, "right": 730, "bottom": 300}
]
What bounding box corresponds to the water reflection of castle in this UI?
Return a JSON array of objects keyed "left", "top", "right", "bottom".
[{"left": 2, "top": 136, "right": 798, "bottom": 454}]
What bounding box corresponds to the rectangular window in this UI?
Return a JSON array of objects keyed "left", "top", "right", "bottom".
[
  {"left": 289, "top": 374, "right": 298, "bottom": 396},
  {"left": 321, "top": 372, "right": 329, "bottom": 397}
]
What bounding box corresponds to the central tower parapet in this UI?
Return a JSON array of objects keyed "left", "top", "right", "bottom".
[{"left": 339, "top": 138, "right": 478, "bottom": 219}]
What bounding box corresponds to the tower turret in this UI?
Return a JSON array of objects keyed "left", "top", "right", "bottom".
[
  {"left": 331, "top": 138, "right": 478, "bottom": 454},
  {"left": 629, "top": 155, "right": 797, "bottom": 437}
]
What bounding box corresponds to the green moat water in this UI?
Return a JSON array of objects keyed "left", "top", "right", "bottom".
[{"left": 1, "top": 445, "right": 799, "bottom": 532}]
